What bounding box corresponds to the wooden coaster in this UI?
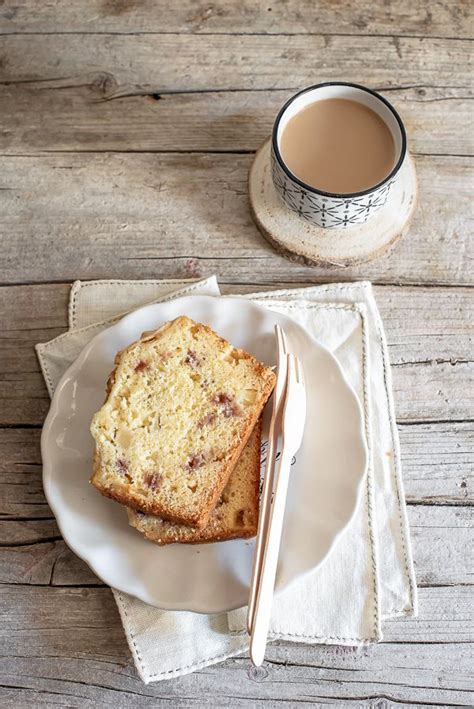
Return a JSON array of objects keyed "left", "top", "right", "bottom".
[{"left": 249, "top": 139, "right": 418, "bottom": 267}]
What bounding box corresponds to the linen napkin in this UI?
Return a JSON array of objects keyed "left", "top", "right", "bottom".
[{"left": 36, "top": 276, "right": 417, "bottom": 683}]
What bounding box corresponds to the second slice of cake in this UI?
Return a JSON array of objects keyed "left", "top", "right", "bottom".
[
  {"left": 90, "top": 316, "right": 275, "bottom": 528},
  {"left": 127, "top": 421, "right": 261, "bottom": 545}
]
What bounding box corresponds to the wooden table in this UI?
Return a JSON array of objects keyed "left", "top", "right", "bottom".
[{"left": 1, "top": 2, "right": 473, "bottom": 705}]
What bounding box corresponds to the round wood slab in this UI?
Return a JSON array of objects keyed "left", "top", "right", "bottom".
[{"left": 249, "top": 139, "right": 418, "bottom": 267}]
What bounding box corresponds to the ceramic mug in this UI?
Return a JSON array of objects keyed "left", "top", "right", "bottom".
[{"left": 271, "top": 82, "right": 407, "bottom": 228}]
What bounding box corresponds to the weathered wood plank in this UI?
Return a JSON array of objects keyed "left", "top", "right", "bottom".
[
  {"left": 0, "top": 287, "right": 66, "bottom": 428},
  {"left": 0, "top": 346, "right": 472, "bottom": 426},
  {"left": 0, "top": 586, "right": 472, "bottom": 706},
  {"left": 0, "top": 429, "right": 50, "bottom": 519},
  {"left": 0, "top": 693, "right": 449, "bottom": 709},
  {"left": 382, "top": 585, "right": 474, "bottom": 642},
  {"left": 1, "top": 84, "right": 472, "bottom": 156},
  {"left": 6, "top": 360, "right": 470, "bottom": 426},
  {"left": 1, "top": 422, "right": 471, "bottom": 527},
  {"left": 373, "top": 287, "right": 474, "bottom": 364},
  {"left": 0, "top": 284, "right": 472, "bottom": 425},
  {"left": 408, "top": 504, "right": 473, "bottom": 586},
  {"left": 0, "top": 518, "right": 59, "bottom": 544},
  {"left": 0, "top": 3, "right": 471, "bottom": 704},
  {"left": 400, "top": 422, "right": 473, "bottom": 505},
  {"left": 0, "top": 35, "right": 471, "bottom": 91},
  {"left": 0, "top": 647, "right": 471, "bottom": 707},
  {"left": 0, "top": 283, "right": 70, "bottom": 330},
  {"left": 2, "top": 283, "right": 472, "bottom": 363},
  {"left": 0, "top": 504, "right": 471, "bottom": 586},
  {"left": 1, "top": 0, "right": 472, "bottom": 39},
  {"left": 1, "top": 154, "right": 472, "bottom": 288},
  {"left": 391, "top": 360, "right": 473, "bottom": 423},
  {"left": 0, "top": 537, "right": 101, "bottom": 586}
]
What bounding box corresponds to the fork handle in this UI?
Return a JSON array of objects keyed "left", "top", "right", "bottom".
[
  {"left": 249, "top": 443, "right": 293, "bottom": 667},
  {"left": 247, "top": 417, "right": 279, "bottom": 634}
]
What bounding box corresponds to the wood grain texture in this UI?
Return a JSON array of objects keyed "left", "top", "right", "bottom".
[
  {"left": 4, "top": 358, "right": 471, "bottom": 425},
  {"left": 1, "top": 421, "right": 471, "bottom": 525},
  {"left": 0, "top": 504, "right": 471, "bottom": 588},
  {"left": 0, "top": 35, "right": 471, "bottom": 91},
  {"left": 1, "top": 84, "right": 472, "bottom": 156},
  {"left": 0, "top": 285, "right": 472, "bottom": 425},
  {"left": 0, "top": 1, "right": 472, "bottom": 704},
  {"left": 1, "top": 153, "right": 472, "bottom": 287},
  {"left": 391, "top": 360, "right": 473, "bottom": 422},
  {"left": 1, "top": 0, "right": 472, "bottom": 38},
  {"left": 400, "top": 422, "right": 473, "bottom": 504},
  {"left": 0, "top": 584, "right": 472, "bottom": 706},
  {"left": 2, "top": 283, "right": 472, "bottom": 364},
  {"left": 374, "top": 287, "right": 474, "bottom": 364}
]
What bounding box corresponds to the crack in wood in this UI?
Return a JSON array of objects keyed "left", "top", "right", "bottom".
[
  {"left": 1, "top": 30, "right": 473, "bottom": 41},
  {"left": 0, "top": 536, "right": 62, "bottom": 548},
  {"left": 3, "top": 147, "right": 473, "bottom": 159},
  {"left": 0, "top": 281, "right": 473, "bottom": 289},
  {"left": 0, "top": 684, "right": 95, "bottom": 703},
  {"left": 392, "top": 358, "right": 473, "bottom": 367},
  {"left": 0, "top": 581, "right": 107, "bottom": 588}
]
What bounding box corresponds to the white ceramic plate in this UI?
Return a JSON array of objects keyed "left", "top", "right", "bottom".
[{"left": 42, "top": 295, "right": 367, "bottom": 613}]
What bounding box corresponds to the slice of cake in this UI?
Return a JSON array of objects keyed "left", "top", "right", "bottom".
[
  {"left": 90, "top": 316, "right": 275, "bottom": 528},
  {"left": 128, "top": 421, "right": 261, "bottom": 545}
]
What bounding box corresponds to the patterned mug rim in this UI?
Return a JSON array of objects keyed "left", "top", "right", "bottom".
[{"left": 272, "top": 81, "right": 407, "bottom": 200}]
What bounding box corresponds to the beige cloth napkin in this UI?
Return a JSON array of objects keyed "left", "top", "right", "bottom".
[{"left": 37, "top": 276, "right": 417, "bottom": 683}]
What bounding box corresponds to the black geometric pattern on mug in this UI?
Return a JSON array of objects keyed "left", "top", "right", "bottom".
[
  {"left": 302, "top": 191, "right": 327, "bottom": 212},
  {"left": 275, "top": 175, "right": 301, "bottom": 209},
  {"left": 298, "top": 190, "right": 326, "bottom": 213},
  {"left": 272, "top": 165, "right": 301, "bottom": 201},
  {"left": 272, "top": 159, "right": 288, "bottom": 186},
  {"left": 295, "top": 203, "right": 320, "bottom": 220},
  {"left": 279, "top": 191, "right": 375, "bottom": 226},
  {"left": 351, "top": 182, "right": 393, "bottom": 207},
  {"left": 282, "top": 190, "right": 304, "bottom": 212},
  {"left": 271, "top": 160, "right": 283, "bottom": 184},
  {"left": 272, "top": 156, "right": 393, "bottom": 226},
  {"left": 317, "top": 206, "right": 372, "bottom": 227},
  {"left": 278, "top": 180, "right": 347, "bottom": 216},
  {"left": 352, "top": 192, "right": 390, "bottom": 215},
  {"left": 297, "top": 210, "right": 321, "bottom": 225},
  {"left": 326, "top": 211, "right": 375, "bottom": 226},
  {"left": 271, "top": 165, "right": 286, "bottom": 193},
  {"left": 322, "top": 202, "right": 355, "bottom": 215},
  {"left": 271, "top": 163, "right": 290, "bottom": 195}
]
